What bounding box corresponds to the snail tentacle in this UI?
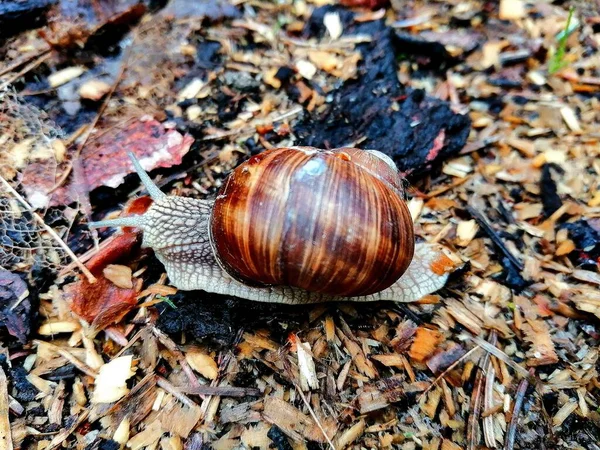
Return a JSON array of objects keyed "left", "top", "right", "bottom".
[
  {"left": 127, "top": 152, "right": 167, "bottom": 201},
  {"left": 88, "top": 153, "right": 167, "bottom": 229},
  {"left": 88, "top": 216, "right": 147, "bottom": 229}
]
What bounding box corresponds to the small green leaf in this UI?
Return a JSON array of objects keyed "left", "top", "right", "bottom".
[
  {"left": 157, "top": 295, "right": 177, "bottom": 309},
  {"left": 548, "top": 7, "right": 576, "bottom": 75}
]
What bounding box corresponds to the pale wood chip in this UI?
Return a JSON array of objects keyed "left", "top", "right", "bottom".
[
  {"left": 336, "top": 322, "right": 377, "bottom": 378},
  {"left": 79, "top": 79, "right": 112, "bottom": 101},
  {"left": 560, "top": 106, "right": 582, "bottom": 133},
  {"left": 158, "top": 396, "right": 202, "bottom": 438},
  {"left": 442, "top": 438, "right": 464, "bottom": 450},
  {"left": 185, "top": 349, "right": 218, "bottom": 380},
  {"left": 407, "top": 197, "right": 424, "bottom": 223},
  {"left": 506, "top": 138, "right": 536, "bottom": 157},
  {"left": 357, "top": 376, "right": 406, "bottom": 413},
  {"left": 552, "top": 398, "right": 578, "bottom": 428},
  {"left": 443, "top": 299, "right": 483, "bottom": 335},
  {"left": 102, "top": 264, "right": 134, "bottom": 289},
  {"left": 456, "top": 219, "right": 479, "bottom": 247},
  {"left": 323, "top": 12, "right": 343, "bottom": 40},
  {"left": 127, "top": 419, "right": 164, "bottom": 450},
  {"left": 371, "top": 354, "right": 406, "bottom": 368},
  {"left": 92, "top": 356, "right": 135, "bottom": 404},
  {"left": 113, "top": 416, "right": 130, "bottom": 445},
  {"left": 48, "top": 66, "right": 86, "bottom": 87},
  {"left": 334, "top": 419, "right": 364, "bottom": 450},
  {"left": 296, "top": 340, "right": 319, "bottom": 391},
  {"left": 241, "top": 422, "right": 271, "bottom": 449},
  {"left": 572, "top": 269, "right": 600, "bottom": 286},
  {"left": 243, "top": 332, "right": 278, "bottom": 351},
  {"left": 38, "top": 320, "right": 80, "bottom": 336}
]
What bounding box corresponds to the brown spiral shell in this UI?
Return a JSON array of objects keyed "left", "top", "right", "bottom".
[{"left": 209, "top": 147, "right": 414, "bottom": 297}]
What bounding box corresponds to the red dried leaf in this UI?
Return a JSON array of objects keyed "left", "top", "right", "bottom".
[
  {"left": 66, "top": 276, "right": 137, "bottom": 332},
  {"left": 21, "top": 119, "right": 193, "bottom": 207},
  {"left": 123, "top": 195, "right": 154, "bottom": 216},
  {"left": 82, "top": 119, "right": 194, "bottom": 189},
  {"left": 340, "top": 0, "right": 389, "bottom": 10},
  {"left": 87, "top": 196, "right": 152, "bottom": 272},
  {"left": 86, "top": 232, "right": 142, "bottom": 275},
  {"left": 66, "top": 197, "right": 153, "bottom": 330}
]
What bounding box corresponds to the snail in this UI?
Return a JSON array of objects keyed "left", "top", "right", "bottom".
[{"left": 89, "top": 147, "right": 451, "bottom": 304}]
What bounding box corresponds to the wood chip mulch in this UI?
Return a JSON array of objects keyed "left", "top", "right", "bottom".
[{"left": 1, "top": 0, "right": 600, "bottom": 449}]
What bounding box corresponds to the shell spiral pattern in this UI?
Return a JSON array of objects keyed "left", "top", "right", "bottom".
[{"left": 209, "top": 147, "right": 415, "bottom": 296}]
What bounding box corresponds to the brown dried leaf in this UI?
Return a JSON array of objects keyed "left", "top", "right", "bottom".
[{"left": 522, "top": 319, "right": 558, "bottom": 366}]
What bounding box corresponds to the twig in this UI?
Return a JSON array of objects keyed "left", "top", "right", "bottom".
[
  {"left": 0, "top": 176, "right": 97, "bottom": 283},
  {"left": 467, "top": 206, "right": 524, "bottom": 271},
  {"left": 483, "top": 331, "right": 498, "bottom": 449},
  {"left": 113, "top": 327, "right": 146, "bottom": 358},
  {"left": 467, "top": 334, "right": 496, "bottom": 450},
  {"left": 504, "top": 375, "right": 531, "bottom": 450},
  {"left": 0, "top": 51, "right": 52, "bottom": 91},
  {"left": 469, "top": 336, "right": 533, "bottom": 381},
  {"left": 178, "top": 384, "right": 261, "bottom": 398},
  {"left": 420, "top": 175, "right": 472, "bottom": 199},
  {"left": 151, "top": 327, "right": 200, "bottom": 389},
  {"left": 0, "top": 48, "right": 51, "bottom": 78},
  {"left": 202, "top": 106, "right": 303, "bottom": 141},
  {"left": 0, "top": 367, "right": 14, "bottom": 450},
  {"left": 156, "top": 377, "right": 200, "bottom": 409},
  {"left": 467, "top": 365, "right": 483, "bottom": 450},
  {"left": 294, "top": 384, "right": 335, "bottom": 450},
  {"left": 33, "top": 340, "right": 98, "bottom": 378}
]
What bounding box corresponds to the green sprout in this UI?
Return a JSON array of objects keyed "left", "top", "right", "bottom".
[
  {"left": 156, "top": 295, "right": 177, "bottom": 309},
  {"left": 548, "top": 7, "right": 576, "bottom": 75}
]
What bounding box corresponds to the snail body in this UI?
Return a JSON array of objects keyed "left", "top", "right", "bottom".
[{"left": 89, "top": 147, "right": 450, "bottom": 304}]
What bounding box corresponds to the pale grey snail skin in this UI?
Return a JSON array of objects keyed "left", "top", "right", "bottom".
[{"left": 88, "top": 151, "right": 450, "bottom": 305}]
